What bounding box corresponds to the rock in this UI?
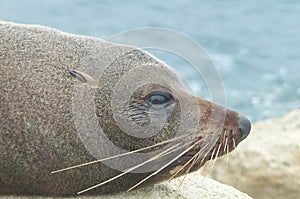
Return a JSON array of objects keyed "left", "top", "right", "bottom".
[
  {"left": 0, "top": 173, "right": 251, "bottom": 199},
  {"left": 204, "top": 109, "right": 300, "bottom": 199}
]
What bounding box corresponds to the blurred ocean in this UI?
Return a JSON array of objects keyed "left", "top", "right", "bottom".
[{"left": 0, "top": 0, "right": 299, "bottom": 122}]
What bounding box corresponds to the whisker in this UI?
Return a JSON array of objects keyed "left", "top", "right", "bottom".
[
  {"left": 168, "top": 142, "right": 211, "bottom": 181},
  {"left": 198, "top": 138, "right": 219, "bottom": 177},
  {"left": 168, "top": 141, "right": 200, "bottom": 180},
  {"left": 232, "top": 137, "right": 236, "bottom": 149},
  {"left": 190, "top": 154, "right": 200, "bottom": 167},
  {"left": 205, "top": 145, "right": 218, "bottom": 174},
  {"left": 126, "top": 141, "right": 201, "bottom": 192},
  {"left": 176, "top": 147, "right": 205, "bottom": 187},
  {"left": 77, "top": 141, "right": 191, "bottom": 195},
  {"left": 210, "top": 144, "right": 222, "bottom": 170},
  {"left": 186, "top": 153, "right": 200, "bottom": 174},
  {"left": 223, "top": 137, "right": 228, "bottom": 152},
  {"left": 216, "top": 143, "right": 222, "bottom": 158},
  {"left": 199, "top": 137, "right": 219, "bottom": 166},
  {"left": 185, "top": 142, "right": 211, "bottom": 173},
  {"left": 209, "top": 148, "right": 216, "bottom": 162},
  {"left": 226, "top": 142, "right": 229, "bottom": 169},
  {"left": 177, "top": 153, "right": 200, "bottom": 187},
  {"left": 206, "top": 148, "right": 216, "bottom": 172},
  {"left": 224, "top": 130, "right": 228, "bottom": 139},
  {"left": 51, "top": 132, "right": 194, "bottom": 174}
]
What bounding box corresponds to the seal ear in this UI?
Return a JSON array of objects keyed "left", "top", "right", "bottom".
[{"left": 69, "top": 69, "right": 97, "bottom": 87}]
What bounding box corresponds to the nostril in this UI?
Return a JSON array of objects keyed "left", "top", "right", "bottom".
[{"left": 238, "top": 115, "right": 251, "bottom": 141}]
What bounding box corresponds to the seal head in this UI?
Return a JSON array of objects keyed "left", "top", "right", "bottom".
[{"left": 0, "top": 21, "right": 251, "bottom": 196}]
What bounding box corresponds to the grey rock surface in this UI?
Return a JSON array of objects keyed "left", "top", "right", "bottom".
[{"left": 1, "top": 173, "right": 251, "bottom": 199}]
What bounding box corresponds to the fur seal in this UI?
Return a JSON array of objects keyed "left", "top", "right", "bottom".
[{"left": 0, "top": 21, "right": 251, "bottom": 196}]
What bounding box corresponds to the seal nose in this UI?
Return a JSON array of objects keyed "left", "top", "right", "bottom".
[{"left": 238, "top": 115, "right": 251, "bottom": 141}]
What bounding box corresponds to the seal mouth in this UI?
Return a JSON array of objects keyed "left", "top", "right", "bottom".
[{"left": 168, "top": 120, "right": 249, "bottom": 177}]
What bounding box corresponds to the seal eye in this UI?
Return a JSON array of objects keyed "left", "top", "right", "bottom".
[{"left": 145, "top": 91, "right": 174, "bottom": 107}]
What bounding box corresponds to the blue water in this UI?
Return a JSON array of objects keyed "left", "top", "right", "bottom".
[{"left": 1, "top": 0, "right": 299, "bottom": 122}]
